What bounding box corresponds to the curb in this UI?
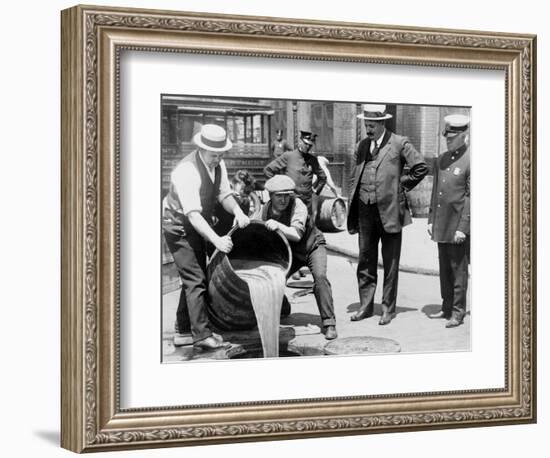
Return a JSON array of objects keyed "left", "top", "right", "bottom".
[{"left": 325, "top": 243, "right": 439, "bottom": 276}]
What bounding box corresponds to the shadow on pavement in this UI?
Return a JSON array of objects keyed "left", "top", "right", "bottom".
[
  {"left": 346, "top": 302, "right": 416, "bottom": 316},
  {"left": 420, "top": 304, "right": 472, "bottom": 319},
  {"left": 421, "top": 303, "right": 443, "bottom": 317},
  {"left": 281, "top": 312, "right": 322, "bottom": 328}
]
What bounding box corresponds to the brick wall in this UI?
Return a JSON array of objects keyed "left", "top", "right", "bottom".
[
  {"left": 397, "top": 105, "right": 440, "bottom": 160},
  {"left": 333, "top": 103, "right": 357, "bottom": 197}
]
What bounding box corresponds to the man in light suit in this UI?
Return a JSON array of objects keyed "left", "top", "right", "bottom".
[
  {"left": 427, "top": 114, "right": 470, "bottom": 328},
  {"left": 347, "top": 104, "right": 428, "bottom": 325}
]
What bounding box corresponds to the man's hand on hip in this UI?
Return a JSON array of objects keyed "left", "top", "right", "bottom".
[{"left": 453, "top": 230, "right": 467, "bottom": 244}]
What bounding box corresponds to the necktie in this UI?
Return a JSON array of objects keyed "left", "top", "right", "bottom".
[{"left": 371, "top": 142, "right": 379, "bottom": 158}]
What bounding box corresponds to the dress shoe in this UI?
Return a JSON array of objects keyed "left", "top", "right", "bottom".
[
  {"left": 378, "top": 312, "right": 393, "bottom": 326},
  {"left": 212, "top": 332, "right": 224, "bottom": 343},
  {"left": 350, "top": 307, "right": 373, "bottom": 321},
  {"left": 445, "top": 317, "right": 463, "bottom": 328},
  {"left": 193, "top": 336, "right": 230, "bottom": 351},
  {"left": 324, "top": 325, "right": 338, "bottom": 340},
  {"left": 428, "top": 310, "right": 451, "bottom": 319}
]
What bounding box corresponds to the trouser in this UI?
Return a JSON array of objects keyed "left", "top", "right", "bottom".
[
  {"left": 437, "top": 240, "right": 469, "bottom": 320},
  {"left": 288, "top": 244, "right": 336, "bottom": 326},
  {"left": 356, "top": 201, "right": 402, "bottom": 315},
  {"left": 297, "top": 193, "right": 315, "bottom": 220},
  {"left": 164, "top": 231, "right": 213, "bottom": 343}
]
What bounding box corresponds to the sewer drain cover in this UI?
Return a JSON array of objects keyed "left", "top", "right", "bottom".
[{"left": 324, "top": 336, "right": 401, "bottom": 355}]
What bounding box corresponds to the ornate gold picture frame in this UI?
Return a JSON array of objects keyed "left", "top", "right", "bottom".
[{"left": 61, "top": 4, "right": 536, "bottom": 452}]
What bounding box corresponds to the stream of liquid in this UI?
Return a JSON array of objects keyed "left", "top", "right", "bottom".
[{"left": 231, "top": 259, "right": 286, "bottom": 358}]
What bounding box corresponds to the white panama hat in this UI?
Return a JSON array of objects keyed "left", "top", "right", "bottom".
[
  {"left": 357, "top": 104, "right": 393, "bottom": 121},
  {"left": 193, "top": 124, "right": 233, "bottom": 152}
]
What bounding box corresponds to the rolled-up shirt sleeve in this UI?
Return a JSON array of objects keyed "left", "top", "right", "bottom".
[
  {"left": 290, "top": 198, "right": 308, "bottom": 239},
  {"left": 217, "top": 160, "right": 233, "bottom": 204},
  {"left": 171, "top": 163, "right": 202, "bottom": 215}
]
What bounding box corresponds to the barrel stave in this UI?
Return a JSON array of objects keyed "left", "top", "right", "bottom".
[{"left": 206, "top": 221, "right": 292, "bottom": 331}]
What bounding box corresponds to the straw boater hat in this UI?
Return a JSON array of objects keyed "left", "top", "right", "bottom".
[
  {"left": 442, "top": 114, "right": 470, "bottom": 137},
  {"left": 193, "top": 124, "right": 233, "bottom": 152},
  {"left": 356, "top": 104, "right": 393, "bottom": 121},
  {"left": 265, "top": 175, "right": 296, "bottom": 194}
]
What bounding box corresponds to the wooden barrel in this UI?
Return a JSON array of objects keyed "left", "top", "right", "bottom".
[
  {"left": 316, "top": 196, "right": 347, "bottom": 232},
  {"left": 206, "top": 221, "right": 292, "bottom": 331},
  {"left": 407, "top": 175, "right": 433, "bottom": 218}
]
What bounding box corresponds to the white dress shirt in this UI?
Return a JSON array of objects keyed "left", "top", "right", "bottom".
[
  {"left": 169, "top": 152, "right": 233, "bottom": 216},
  {"left": 370, "top": 129, "right": 386, "bottom": 152}
]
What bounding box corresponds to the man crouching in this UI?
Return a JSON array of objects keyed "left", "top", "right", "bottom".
[{"left": 261, "top": 175, "right": 337, "bottom": 340}]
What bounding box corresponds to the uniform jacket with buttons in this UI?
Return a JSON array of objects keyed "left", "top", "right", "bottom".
[
  {"left": 347, "top": 130, "right": 428, "bottom": 234},
  {"left": 428, "top": 145, "right": 470, "bottom": 243},
  {"left": 263, "top": 148, "right": 326, "bottom": 211}
]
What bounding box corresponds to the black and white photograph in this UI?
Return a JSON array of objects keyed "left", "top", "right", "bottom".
[
  {"left": 161, "top": 95, "right": 472, "bottom": 362},
  {"left": 1, "top": 0, "right": 543, "bottom": 455}
]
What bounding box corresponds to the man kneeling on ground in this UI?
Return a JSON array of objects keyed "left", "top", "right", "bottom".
[{"left": 261, "top": 175, "right": 338, "bottom": 340}]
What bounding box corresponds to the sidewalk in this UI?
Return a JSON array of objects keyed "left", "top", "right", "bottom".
[
  {"left": 324, "top": 218, "right": 439, "bottom": 276},
  {"left": 162, "top": 253, "right": 470, "bottom": 362}
]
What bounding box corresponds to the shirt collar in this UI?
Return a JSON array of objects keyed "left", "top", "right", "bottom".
[
  {"left": 197, "top": 149, "right": 217, "bottom": 172},
  {"left": 373, "top": 129, "right": 386, "bottom": 147}
]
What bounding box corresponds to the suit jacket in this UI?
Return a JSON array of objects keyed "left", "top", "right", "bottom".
[
  {"left": 428, "top": 145, "right": 470, "bottom": 243},
  {"left": 347, "top": 131, "right": 428, "bottom": 234}
]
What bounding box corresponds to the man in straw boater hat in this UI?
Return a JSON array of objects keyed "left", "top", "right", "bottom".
[
  {"left": 427, "top": 114, "right": 470, "bottom": 328},
  {"left": 264, "top": 130, "right": 327, "bottom": 216},
  {"left": 347, "top": 104, "right": 428, "bottom": 325},
  {"left": 261, "top": 175, "right": 337, "bottom": 340},
  {"left": 162, "top": 124, "right": 250, "bottom": 351}
]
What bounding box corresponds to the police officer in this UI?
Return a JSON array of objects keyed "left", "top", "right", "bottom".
[
  {"left": 261, "top": 175, "right": 337, "bottom": 340},
  {"left": 428, "top": 114, "right": 470, "bottom": 328},
  {"left": 163, "top": 124, "right": 250, "bottom": 350},
  {"left": 264, "top": 130, "right": 327, "bottom": 215}
]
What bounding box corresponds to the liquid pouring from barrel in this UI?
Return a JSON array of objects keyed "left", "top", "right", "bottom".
[{"left": 207, "top": 221, "right": 292, "bottom": 358}]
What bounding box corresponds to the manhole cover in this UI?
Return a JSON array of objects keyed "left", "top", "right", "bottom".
[{"left": 324, "top": 336, "right": 401, "bottom": 355}]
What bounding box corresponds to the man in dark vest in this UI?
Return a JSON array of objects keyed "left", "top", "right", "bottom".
[
  {"left": 261, "top": 175, "right": 337, "bottom": 340},
  {"left": 264, "top": 130, "right": 327, "bottom": 216},
  {"left": 347, "top": 104, "right": 428, "bottom": 325},
  {"left": 162, "top": 124, "right": 250, "bottom": 350},
  {"left": 428, "top": 114, "right": 470, "bottom": 328}
]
